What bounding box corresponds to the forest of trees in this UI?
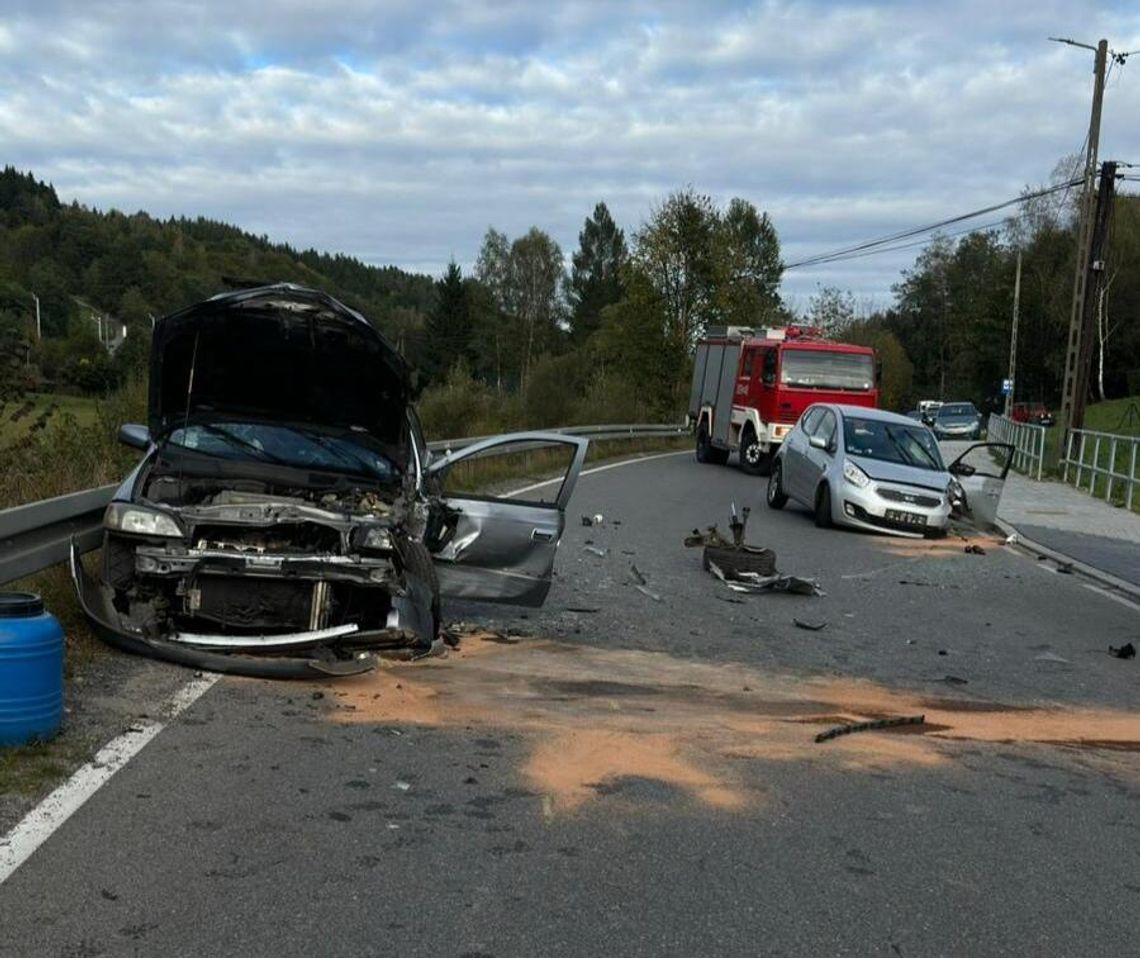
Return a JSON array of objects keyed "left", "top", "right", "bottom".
[{"left": 1, "top": 164, "right": 1137, "bottom": 431}]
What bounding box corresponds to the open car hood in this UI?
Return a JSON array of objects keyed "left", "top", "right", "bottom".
[{"left": 149, "top": 285, "right": 413, "bottom": 453}]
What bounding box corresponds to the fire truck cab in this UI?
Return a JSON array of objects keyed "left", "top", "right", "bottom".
[{"left": 688, "top": 325, "right": 879, "bottom": 474}]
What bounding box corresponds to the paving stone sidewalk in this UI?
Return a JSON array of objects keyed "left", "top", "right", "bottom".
[{"left": 996, "top": 470, "right": 1140, "bottom": 588}]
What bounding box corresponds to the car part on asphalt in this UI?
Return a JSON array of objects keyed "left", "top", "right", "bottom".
[
  {"left": 814, "top": 714, "right": 926, "bottom": 743},
  {"left": 965, "top": 544, "right": 986, "bottom": 555},
  {"left": 1109, "top": 642, "right": 1136, "bottom": 659},
  {"left": 793, "top": 619, "right": 827, "bottom": 631},
  {"left": 707, "top": 561, "right": 824, "bottom": 596}
]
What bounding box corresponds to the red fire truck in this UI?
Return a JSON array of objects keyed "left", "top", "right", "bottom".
[{"left": 688, "top": 325, "right": 879, "bottom": 474}]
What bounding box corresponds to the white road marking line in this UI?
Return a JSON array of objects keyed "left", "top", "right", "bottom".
[
  {"left": 1080, "top": 582, "right": 1140, "bottom": 612},
  {"left": 506, "top": 450, "right": 691, "bottom": 498},
  {"left": 0, "top": 673, "right": 220, "bottom": 885}
]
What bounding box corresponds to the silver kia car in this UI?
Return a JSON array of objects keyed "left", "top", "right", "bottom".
[{"left": 766, "top": 403, "right": 1012, "bottom": 537}]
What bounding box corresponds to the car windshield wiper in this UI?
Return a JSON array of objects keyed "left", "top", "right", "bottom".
[
  {"left": 188, "top": 424, "right": 289, "bottom": 465},
  {"left": 885, "top": 426, "right": 940, "bottom": 470}
]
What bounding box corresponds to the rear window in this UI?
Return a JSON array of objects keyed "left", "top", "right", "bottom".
[
  {"left": 938, "top": 404, "right": 977, "bottom": 417},
  {"left": 780, "top": 349, "right": 873, "bottom": 391}
]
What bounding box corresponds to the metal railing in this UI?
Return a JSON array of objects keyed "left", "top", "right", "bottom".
[
  {"left": 1061, "top": 427, "right": 1140, "bottom": 511},
  {"left": 0, "top": 423, "right": 687, "bottom": 586},
  {"left": 986, "top": 414, "right": 1046, "bottom": 480}
]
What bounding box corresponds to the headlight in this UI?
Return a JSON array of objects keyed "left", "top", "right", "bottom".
[
  {"left": 360, "top": 526, "right": 393, "bottom": 551},
  {"left": 104, "top": 502, "right": 184, "bottom": 537},
  {"left": 842, "top": 459, "right": 870, "bottom": 488}
]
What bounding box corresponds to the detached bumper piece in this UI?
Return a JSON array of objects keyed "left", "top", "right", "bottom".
[{"left": 71, "top": 543, "right": 433, "bottom": 679}]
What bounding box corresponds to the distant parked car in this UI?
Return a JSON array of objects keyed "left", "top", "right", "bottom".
[
  {"left": 1011, "top": 402, "right": 1055, "bottom": 427},
  {"left": 903, "top": 409, "right": 925, "bottom": 423},
  {"left": 766, "top": 403, "right": 1013, "bottom": 537},
  {"left": 933, "top": 402, "right": 983, "bottom": 440}
]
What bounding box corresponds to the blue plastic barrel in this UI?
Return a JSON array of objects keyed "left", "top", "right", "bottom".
[{"left": 0, "top": 592, "right": 64, "bottom": 747}]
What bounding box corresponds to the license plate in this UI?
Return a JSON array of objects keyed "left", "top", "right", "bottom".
[{"left": 885, "top": 509, "right": 927, "bottom": 526}]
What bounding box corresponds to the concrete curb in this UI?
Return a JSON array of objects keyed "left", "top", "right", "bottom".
[{"left": 995, "top": 517, "right": 1140, "bottom": 603}]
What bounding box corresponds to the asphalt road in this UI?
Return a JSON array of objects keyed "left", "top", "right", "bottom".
[{"left": 2, "top": 450, "right": 1138, "bottom": 957}]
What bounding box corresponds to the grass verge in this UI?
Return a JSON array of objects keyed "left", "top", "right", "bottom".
[{"left": 1036, "top": 396, "right": 1140, "bottom": 513}]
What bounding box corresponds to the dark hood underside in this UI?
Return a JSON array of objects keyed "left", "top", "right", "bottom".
[{"left": 149, "top": 285, "right": 412, "bottom": 452}]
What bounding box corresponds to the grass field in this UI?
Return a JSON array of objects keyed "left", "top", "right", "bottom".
[{"left": 0, "top": 392, "right": 100, "bottom": 449}]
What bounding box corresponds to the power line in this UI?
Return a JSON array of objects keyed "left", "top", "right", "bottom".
[{"left": 783, "top": 179, "right": 1081, "bottom": 271}]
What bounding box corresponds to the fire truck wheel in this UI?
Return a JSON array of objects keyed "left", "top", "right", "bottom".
[
  {"left": 739, "top": 426, "right": 771, "bottom": 476},
  {"left": 767, "top": 461, "right": 788, "bottom": 509},
  {"left": 814, "top": 483, "right": 833, "bottom": 528},
  {"left": 696, "top": 423, "right": 729, "bottom": 465}
]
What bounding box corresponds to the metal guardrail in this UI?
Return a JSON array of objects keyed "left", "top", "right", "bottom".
[
  {"left": 986, "top": 414, "right": 1046, "bottom": 481},
  {"left": 0, "top": 423, "right": 688, "bottom": 586},
  {"left": 1061, "top": 427, "right": 1140, "bottom": 511}
]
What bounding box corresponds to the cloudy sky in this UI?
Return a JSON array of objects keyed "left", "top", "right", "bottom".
[{"left": 3, "top": 0, "right": 1139, "bottom": 309}]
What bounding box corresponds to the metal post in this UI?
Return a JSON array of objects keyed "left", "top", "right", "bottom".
[
  {"left": 32, "top": 293, "right": 41, "bottom": 339},
  {"left": 1128, "top": 441, "right": 1136, "bottom": 511},
  {"left": 1106, "top": 438, "right": 1117, "bottom": 502}
]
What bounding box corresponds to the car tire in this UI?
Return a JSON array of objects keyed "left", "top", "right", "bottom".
[
  {"left": 739, "top": 425, "right": 771, "bottom": 475},
  {"left": 402, "top": 540, "right": 441, "bottom": 645},
  {"left": 767, "top": 461, "right": 788, "bottom": 510},
  {"left": 814, "top": 484, "right": 833, "bottom": 529}
]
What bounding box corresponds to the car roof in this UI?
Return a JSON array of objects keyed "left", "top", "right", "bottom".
[{"left": 810, "top": 404, "right": 925, "bottom": 427}]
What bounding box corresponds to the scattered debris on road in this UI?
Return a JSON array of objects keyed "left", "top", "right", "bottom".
[
  {"left": 581, "top": 515, "right": 593, "bottom": 526},
  {"left": 688, "top": 505, "right": 822, "bottom": 596},
  {"left": 815, "top": 714, "right": 926, "bottom": 743},
  {"left": 793, "top": 619, "right": 827, "bottom": 631},
  {"left": 964, "top": 544, "right": 986, "bottom": 555},
  {"left": 708, "top": 562, "right": 824, "bottom": 596},
  {"left": 583, "top": 545, "right": 609, "bottom": 558},
  {"left": 940, "top": 675, "right": 969, "bottom": 685},
  {"left": 1005, "top": 533, "right": 1019, "bottom": 545},
  {"left": 1109, "top": 642, "right": 1136, "bottom": 660},
  {"left": 630, "top": 564, "right": 647, "bottom": 585},
  {"left": 635, "top": 585, "right": 663, "bottom": 602},
  {"left": 1034, "top": 651, "right": 1070, "bottom": 664}
]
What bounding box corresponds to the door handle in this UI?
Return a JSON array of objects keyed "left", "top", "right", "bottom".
[{"left": 531, "top": 528, "right": 556, "bottom": 542}]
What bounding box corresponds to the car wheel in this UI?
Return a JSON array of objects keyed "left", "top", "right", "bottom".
[
  {"left": 739, "top": 425, "right": 770, "bottom": 475},
  {"left": 814, "top": 483, "right": 833, "bottom": 529},
  {"left": 767, "top": 461, "right": 788, "bottom": 510},
  {"left": 402, "top": 540, "right": 441, "bottom": 645}
]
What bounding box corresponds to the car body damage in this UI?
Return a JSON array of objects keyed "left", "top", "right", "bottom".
[{"left": 72, "top": 284, "right": 587, "bottom": 678}]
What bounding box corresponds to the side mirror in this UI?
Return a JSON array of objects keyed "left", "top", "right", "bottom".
[
  {"left": 118, "top": 423, "right": 151, "bottom": 450},
  {"left": 808, "top": 434, "right": 828, "bottom": 451},
  {"left": 949, "top": 461, "right": 975, "bottom": 477}
]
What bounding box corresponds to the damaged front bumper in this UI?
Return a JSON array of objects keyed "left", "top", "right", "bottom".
[{"left": 71, "top": 541, "right": 437, "bottom": 679}]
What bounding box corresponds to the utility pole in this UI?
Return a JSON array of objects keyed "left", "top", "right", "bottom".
[
  {"left": 31, "top": 293, "right": 41, "bottom": 339},
  {"left": 1004, "top": 251, "right": 1021, "bottom": 418},
  {"left": 1052, "top": 37, "right": 1107, "bottom": 467},
  {"left": 1072, "top": 160, "right": 1117, "bottom": 429}
]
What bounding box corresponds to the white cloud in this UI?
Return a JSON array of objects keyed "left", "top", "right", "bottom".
[{"left": 2, "top": 0, "right": 1139, "bottom": 302}]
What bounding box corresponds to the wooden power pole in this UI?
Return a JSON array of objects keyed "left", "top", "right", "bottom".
[
  {"left": 1004, "top": 251, "right": 1021, "bottom": 418},
  {"left": 1052, "top": 37, "right": 1108, "bottom": 467}
]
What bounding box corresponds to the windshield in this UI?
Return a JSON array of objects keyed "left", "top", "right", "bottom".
[
  {"left": 938, "top": 404, "right": 977, "bottom": 419},
  {"left": 780, "top": 349, "right": 873, "bottom": 391},
  {"left": 844, "top": 417, "right": 945, "bottom": 472},
  {"left": 165, "top": 421, "right": 401, "bottom": 482}
]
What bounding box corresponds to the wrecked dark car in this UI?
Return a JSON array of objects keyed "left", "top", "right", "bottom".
[{"left": 72, "top": 284, "right": 586, "bottom": 678}]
